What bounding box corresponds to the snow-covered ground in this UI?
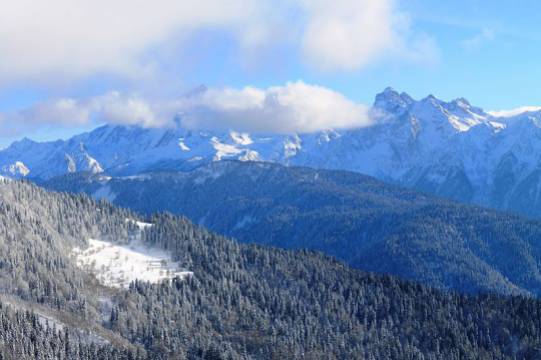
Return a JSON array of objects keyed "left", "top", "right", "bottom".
[
  {"left": 126, "top": 218, "right": 153, "bottom": 230},
  {"left": 73, "top": 224, "right": 192, "bottom": 288}
]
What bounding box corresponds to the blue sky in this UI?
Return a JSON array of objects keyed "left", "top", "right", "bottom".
[{"left": 0, "top": 0, "right": 539, "bottom": 146}]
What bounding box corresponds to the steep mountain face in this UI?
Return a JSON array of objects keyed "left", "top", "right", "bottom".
[
  {"left": 7, "top": 178, "right": 541, "bottom": 359},
  {"left": 41, "top": 161, "right": 541, "bottom": 296},
  {"left": 3, "top": 88, "right": 541, "bottom": 216}
]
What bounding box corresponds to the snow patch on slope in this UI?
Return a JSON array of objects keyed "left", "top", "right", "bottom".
[
  {"left": 73, "top": 238, "right": 192, "bottom": 288},
  {"left": 85, "top": 153, "right": 104, "bottom": 174},
  {"left": 230, "top": 131, "right": 253, "bottom": 145},
  {"left": 178, "top": 138, "right": 191, "bottom": 151},
  {"left": 2, "top": 161, "right": 30, "bottom": 177},
  {"left": 489, "top": 121, "right": 506, "bottom": 131},
  {"left": 284, "top": 135, "right": 302, "bottom": 158},
  {"left": 239, "top": 150, "right": 260, "bottom": 161},
  {"left": 211, "top": 137, "right": 242, "bottom": 160},
  {"left": 447, "top": 114, "right": 485, "bottom": 132},
  {"left": 65, "top": 155, "right": 77, "bottom": 173},
  {"left": 120, "top": 174, "right": 152, "bottom": 181}
]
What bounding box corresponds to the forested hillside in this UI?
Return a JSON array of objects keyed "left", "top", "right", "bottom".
[
  {"left": 41, "top": 161, "right": 541, "bottom": 296},
  {"left": 0, "top": 302, "right": 140, "bottom": 359},
  {"left": 4, "top": 178, "right": 541, "bottom": 358}
]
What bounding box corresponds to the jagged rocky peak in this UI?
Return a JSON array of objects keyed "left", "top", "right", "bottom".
[
  {"left": 375, "top": 88, "right": 482, "bottom": 115},
  {"left": 419, "top": 94, "right": 444, "bottom": 108},
  {"left": 2, "top": 161, "right": 30, "bottom": 177},
  {"left": 452, "top": 97, "right": 472, "bottom": 108},
  {"left": 9, "top": 137, "right": 37, "bottom": 150},
  {"left": 373, "top": 87, "right": 414, "bottom": 113},
  {"left": 448, "top": 97, "right": 487, "bottom": 117}
]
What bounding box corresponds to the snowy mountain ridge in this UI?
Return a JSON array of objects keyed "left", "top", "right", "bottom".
[{"left": 3, "top": 88, "right": 541, "bottom": 215}]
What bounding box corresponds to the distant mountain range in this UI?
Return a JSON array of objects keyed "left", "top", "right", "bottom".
[
  {"left": 41, "top": 161, "right": 541, "bottom": 296},
  {"left": 3, "top": 88, "right": 541, "bottom": 217}
]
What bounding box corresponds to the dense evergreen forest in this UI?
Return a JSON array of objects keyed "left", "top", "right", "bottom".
[
  {"left": 0, "top": 178, "right": 541, "bottom": 358},
  {"left": 0, "top": 303, "right": 140, "bottom": 359},
  {"left": 42, "top": 161, "right": 541, "bottom": 296}
]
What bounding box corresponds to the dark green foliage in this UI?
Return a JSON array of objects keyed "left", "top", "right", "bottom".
[{"left": 40, "top": 161, "right": 541, "bottom": 295}]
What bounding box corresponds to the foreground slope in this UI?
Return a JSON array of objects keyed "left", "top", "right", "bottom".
[
  {"left": 42, "top": 161, "right": 541, "bottom": 296},
  {"left": 0, "top": 303, "right": 138, "bottom": 360},
  {"left": 2, "top": 177, "right": 541, "bottom": 358}
]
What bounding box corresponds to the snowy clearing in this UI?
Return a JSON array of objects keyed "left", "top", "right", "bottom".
[
  {"left": 125, "top": 218, "right": 153, "bottom": 230},
  {"left": 73, "top": 238, "right": 192, "bottom": 289}
]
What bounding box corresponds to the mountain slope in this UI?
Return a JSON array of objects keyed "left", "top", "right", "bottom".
[
  {"left": 7, "top": 174, "right": 541, "bottom": 357},
  {"left": 41, "top": 161, "right": 541, "bottom": 296},
  {"left": 3, "top": 88, "right": 541, "bottom": 218},
  {"left": 7, "top": 180, "right": 541, "bottom": 358},
  {"left": 0, "top": 303, "right": 139, "bottom": 359}
]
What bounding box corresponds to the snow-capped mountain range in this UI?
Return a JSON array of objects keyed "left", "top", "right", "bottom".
[{"left": 3, "top": 87, "right": 541, "bottom": 216}]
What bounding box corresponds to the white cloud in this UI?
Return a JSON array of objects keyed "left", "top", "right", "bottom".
[
  {"left": 177, "top": 81, "right": 372, "bottom": 133},
  {"left": 300, "top": 0, "right": 394, "bottom": 70},
  {"left": 0, "top": 82, "right": 373, "bottom": 135},
  {"left": 0, "top": 0, "right": 270, "bottom": 82},
  {"left": 489, "top": 106, "right": 541, "bottom": 118},
  {"left": 92, "top": 93, "right": 169, "bottom": 128},
  {"left": 19, "top": 99, "right": 91, "bottom": 127},
  {"left": 299, "top": 0, "right": 436, "bottom": 70},
  {"left": 3, "top": 92, "right": 171, "bottom": 137},
  {"left": 0, "top": 0, "right": 433, "bottom": 83}
]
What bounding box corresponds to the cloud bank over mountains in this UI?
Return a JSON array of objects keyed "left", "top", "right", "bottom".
[
  {"left": 1, "top": 82, "right": 372, "bottom": 135},
  {"left": 0, "top": 0, "right": 435, "bottom": 141},
  {"left": 178, "top": 82, "right": 372, "bottom": 133}
]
